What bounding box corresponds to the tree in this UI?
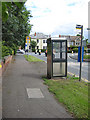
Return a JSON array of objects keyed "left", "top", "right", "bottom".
[
  {"left": 30, "top": 41, "right": 37, "bottom": 49},
  {"left": 2, "top": 2, "right": 33, "bottom": 57},
  {"left": 77, "top": 34, "right": 80, "bottom": 36}
]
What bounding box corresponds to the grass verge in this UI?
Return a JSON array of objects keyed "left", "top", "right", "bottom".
[
  {"left": 24, "top": 55, "right": 44, "bottom": 62},
  {"left": 43, "top": 76, "right": 88, "bottom": 118},
  {"left": 84, "top": 55, "right": 90, "bottom": 59}
]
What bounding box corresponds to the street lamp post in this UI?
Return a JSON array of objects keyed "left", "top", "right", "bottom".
[{"left": 76, "top": 24, "right": 83, "bottom": 81}]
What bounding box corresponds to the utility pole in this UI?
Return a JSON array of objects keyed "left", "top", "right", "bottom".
[{"left": 76, "top": 24, "right": 83, "bottom": 81}]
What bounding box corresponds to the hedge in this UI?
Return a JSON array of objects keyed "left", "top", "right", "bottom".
[
  {"left": 67, "top": 50, "right": 72, "bottom": 53},
  {"left": 2, "top": 45, "right": 17, "bottom": 58},
  {"left": 73, "top": 48, "right": 78, "bottom": 53},
  {"left": 70, "top": 45, "right": 78, "bottom": 49}
]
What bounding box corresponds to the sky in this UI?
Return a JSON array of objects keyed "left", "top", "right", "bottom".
[{"left": 25, "top": 0, "right": 89, "bottom": 39}]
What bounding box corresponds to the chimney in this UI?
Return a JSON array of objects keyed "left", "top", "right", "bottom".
[{"left": 59, "top": 35, "right": 61, "bottom": 37}]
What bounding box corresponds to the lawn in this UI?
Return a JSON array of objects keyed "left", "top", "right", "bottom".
[
  {"left": 43, "top": 76, "right": 88, "bottom": 118},
  {"left": 84, "top": 55, "right": 90, "bottom": 59},
  {"left": 24, "top": 55, "right": 44, "bottom": 62}
]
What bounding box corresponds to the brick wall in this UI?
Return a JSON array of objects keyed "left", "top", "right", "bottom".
[{"left": 0, "top": 55, "right": 13, "bottom": 76}]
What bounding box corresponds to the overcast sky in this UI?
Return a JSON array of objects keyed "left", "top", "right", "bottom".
[{"left": 25, "top": 0, "right": 89, "bottom": 39}]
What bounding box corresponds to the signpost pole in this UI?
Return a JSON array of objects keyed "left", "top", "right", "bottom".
[
  {"left": 76, "top": 25, "right": 83, "bottom": 81},
  {"left": 79, "top": 25, "right": 83, "bottom": 81}
]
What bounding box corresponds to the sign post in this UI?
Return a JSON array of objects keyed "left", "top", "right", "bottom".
[
  {"left": 76, "top": 24, "right": 83, "bottom": 81},
  {"left": 25, "top": 36, "right": 30, "bottom": 50}
]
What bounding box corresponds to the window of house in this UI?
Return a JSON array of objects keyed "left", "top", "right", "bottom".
[
  {"left": 43, "top": 46, "right": 47, "bottom": 49},
  {"left": 37, "top": 39, "right": 39, "bottom": 43},
  {"left": 43, "top": 46, "right": 45, "bottom": 49},
  {"left": 43, "top": 40, "right": 45, "bottom": 43}
]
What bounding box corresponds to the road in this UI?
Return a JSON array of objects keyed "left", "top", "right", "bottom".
[{"left": 28, "top": 52, "right": 89, "bottom": 81}]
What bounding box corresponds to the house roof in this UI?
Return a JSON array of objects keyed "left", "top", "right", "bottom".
[
  {"left": 60, "top": 35, "right": 81, "bottom": 41},
  {"left": 30, "top": 32, "right": 49, "bottom": 39},
  {"left": 30, "top": 33, "right": 81, "bottom": 41},
  {"left": 70, "top": 36, "right": 81, "bottom": 41}
]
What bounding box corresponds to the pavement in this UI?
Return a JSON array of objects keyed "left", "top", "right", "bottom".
[{"left": 2, "top": 55, "right": 72, "bottom": 118}]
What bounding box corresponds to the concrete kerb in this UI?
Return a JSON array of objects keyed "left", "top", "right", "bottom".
[
  {"left": 69, "top": 54, "right": 90, "bottom": 62},
  {"left": 44, "top": 61, "right": 89, "bottom": 83},
  {"left": 67, "top": 72, "right": 89, "bottom": 83}
]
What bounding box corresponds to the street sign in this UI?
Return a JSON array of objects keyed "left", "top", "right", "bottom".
[
  {"left": 76, "top": 25, "right": 82, "bottom": 29},
  {"left": 26, "top": 36, "right": 30, "bottom": 44},
  {"left": 25, "top": 43, "right": 27, "bottom": 47},
  {"left": 26, "top": 36, "right": 30, "bottom": 40}
]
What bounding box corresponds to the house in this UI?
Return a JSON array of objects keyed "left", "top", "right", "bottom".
[
  {"left": 59, "top": 35, "right": 81, "bottom": 47},
  {"left": 30, "top": 32, "right": 49, "bottom": 49},
  {"left": 30, "top": 32, "right": 81, "bottom": 50}
]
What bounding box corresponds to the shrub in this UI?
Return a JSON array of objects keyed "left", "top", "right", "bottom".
[
  {"left": 2, "top": 45, "right": 10, "bottom": 58},
  {"left": 32, "top": 48, "right": 35, "bottom": 52},
  {"left": 8, "top": 47, "right": 13, "bottom": 55},
  {"left": 70, "top": 45, "right": 78, "bottom": 49},
  {"left": 84, "top": 55, "right": 90, "bottom": 59},
  {"left": 68, "top": 50, "right": 72, "bottom": 53},
  {"left": 11, "top": 44, "right": 18, "bottom": 55},
  {"left": 73, "top": 48, "right": 78, "bottom": 53},
  {"left": 41, "top": 49, "right": 46, "bottom": 52}
]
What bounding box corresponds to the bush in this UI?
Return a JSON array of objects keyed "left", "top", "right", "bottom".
[
  {"left": 41, "top": 49, "right": 46, "bottom": 52},
  {"left": 8, "top": 47, "right": 13, "bottom": 55},
  {"left": 70, "top": 45, "right": 78, "bottom": 49},
  {"left": 11, "top": 44, "right": 18, "bottom": 55},
  {"left": 32, "top": 48, "right": 35, "bottom": 52},
  {"left": 84, "top": 55, "right": 90, "bottom": 59},
  {"left": 73, "top": 48, "right": 78, "bottom": 53},
  {"left": 67, "top": 50, "right": 72, "bottom": 53},
  {"left": 2, "top": 45, "right": 10, "bottom": 58}
]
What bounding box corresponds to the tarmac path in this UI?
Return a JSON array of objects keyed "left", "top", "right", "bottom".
[{"left": 2, "top": 55, "right": 72, "bottom": 118}]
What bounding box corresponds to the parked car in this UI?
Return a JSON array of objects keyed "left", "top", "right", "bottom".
[{"left": 17, "top": 49, "right": 25, "bottom": 54}]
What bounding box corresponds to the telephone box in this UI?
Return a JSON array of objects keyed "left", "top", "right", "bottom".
[{"left": 47, "top": 38, "right": 67, "bottom": 79}]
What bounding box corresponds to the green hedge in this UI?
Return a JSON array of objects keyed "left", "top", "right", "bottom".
[
  {"left": 70, "top": 45, "right": 78, "bottom": 49},
  {"left": 2, "top": 46, "right": 10, "bottom": 58},
  {"left": 32, "top": 48, "right": 35, "bottom": 52},
  {"left": 67, "top": 50, "right": 72, "bottom": 53},
  {"left": 84, "top": 55, "right": 90, "bottom": 59},
  {"left": 73, "top": 48, "right": 78, "bottom": 53},
  {"left": 41, "top": 49, "right": 46, "bottom": 52},
  {"left": 2, "top": 45, "right": 17, "bottom": 58}
]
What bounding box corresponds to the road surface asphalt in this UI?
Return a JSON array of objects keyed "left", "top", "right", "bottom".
[{"left": 2, "top": 54, "right": 72, "bottom": 119}]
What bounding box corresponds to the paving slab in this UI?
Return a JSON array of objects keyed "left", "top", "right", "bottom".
[{"left": 2, "top": 55, "right": 72, "bottom": 118}]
